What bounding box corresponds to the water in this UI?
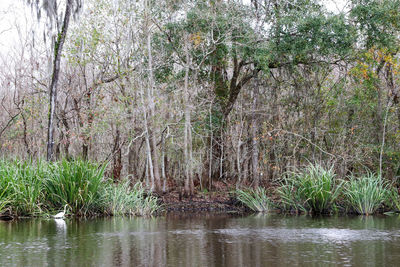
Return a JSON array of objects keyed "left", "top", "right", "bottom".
[{"left": 1, "top": 214, "right": 400, "bottom": 266}]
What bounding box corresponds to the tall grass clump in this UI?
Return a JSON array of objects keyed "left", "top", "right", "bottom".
[
  {"left": 0, "top": 159, "right": 160, "bottom": 217},
  {"left": 0, "top": 184, "right": 11, "bottom": 213},
  {"left": 44, "top": 159, "right": 106, "bottom": 216},
  {"left": 343, "top": 173, "right": 390, "bottom": 215},
  {"left": 277, "top": 164, "right": 342, "bottom": 214},
  {"left": 0, "top": 160, "right": 46, "bottom": 215},
  {"left": 387, "top": 187, "right": 400, "bottom": 212},
  {"left": 276, "top": 177, "right": 306, "bottom": 213},
  {"left": 236, "top": 187, "right": 271, "bottom": 212},
  {"left": 103, "top": 180, "right": 159, "bottom": 216}
]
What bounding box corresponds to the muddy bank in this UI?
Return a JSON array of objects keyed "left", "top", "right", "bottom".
[{"left": 159, "top": 191, "right": 247, "bottom": 214}]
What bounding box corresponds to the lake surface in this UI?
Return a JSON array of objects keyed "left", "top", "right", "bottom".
[{"left": 1, "top": 213, "right": 400, "bottom": 266}]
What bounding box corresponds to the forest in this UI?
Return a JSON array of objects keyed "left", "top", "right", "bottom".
[{"left": 1, "top": 0, "right": 400, "bottom": 216}]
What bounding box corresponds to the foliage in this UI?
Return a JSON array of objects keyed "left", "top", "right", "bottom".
[
  {"left": 351, "top": 0, "right": 400, "bottom": 50},
  {"left": 0, "top": 160, "right": 46, "bottom": 215},
  {"left": 387, "top": 187, "right": 400, "bottom": 212},
  {"left": 236, "top": 187, "right": 271, "bottom": 212},
  {"left": 103, "top": 180, "right": 159, "bottom": 216},
  {"left": 276, "top": 177, "right": 308, "bottom": 213},
  {"left": 0, "top": 184, "right": 10, "bottom": 213},
  {"left": 0, "top": 159, "right": 160, "bottom": 217},
  {"left": 44, "top": 159, "right": 105, "bottom": 216},
  {"left": 342, "top": 173, "right": 390, "bottom": 215},
  {"left": 277, "top": 164, "right": 342, "bottom": 214},
  {"left": 2, "top": 0, "right": 400, "bottom": 210}
]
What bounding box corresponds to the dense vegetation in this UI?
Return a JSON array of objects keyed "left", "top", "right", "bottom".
[
  {"left": 1, "top": 0, "right": 400, "bottom": 212},
  {"left": 0, "top": 160, "right": 159, "bottom": 217},
  {"left": 238, "top": 163, "right": 399, "bottom": 215}
]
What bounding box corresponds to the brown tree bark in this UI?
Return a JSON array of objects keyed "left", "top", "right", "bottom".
[{"left": 112, "top": 127, "right": 122, "bottom": 181}]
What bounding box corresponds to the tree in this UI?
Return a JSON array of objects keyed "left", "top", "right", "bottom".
[
  {"left": 25, "top": 0, "right": 83, "bottom": 161},
  {"left": 160, "top": 0, "right": 354, "bottom": 187}
]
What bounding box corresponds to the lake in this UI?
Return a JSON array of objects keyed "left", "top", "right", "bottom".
[{"left": 1, "top": 213, "right": 399, "bottom": 266}]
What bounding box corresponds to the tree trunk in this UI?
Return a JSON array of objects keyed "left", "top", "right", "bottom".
[
  {"left": 112, "top": 127, "right": 122, "bottom": 181},
  {"left": 251, "top": 85, "right": 259, "bottom": 188},
  {"left": 47, "top": 0, "right": 73, "bottom": 161},
  {"left": 144, "top": 3, "right": 162, "bottom": 192},
  {"left": 201, "top": 55, "right": 259, "bottom": 188},
  {"left": 183, "top": 34, "right": 194, "bottom": 196}
]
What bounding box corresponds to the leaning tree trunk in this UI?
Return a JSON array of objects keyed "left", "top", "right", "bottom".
[{"left": 47, "top": 0, "right": 73, "bottom": 161}]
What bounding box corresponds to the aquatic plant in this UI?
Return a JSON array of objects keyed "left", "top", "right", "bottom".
[
  {"left": 387, "top": 187, "right": 400, "bottom": 212},
  {"left": 104, "top": 180, "right": 159, "bottom": 216},
  {"left": 44, "top": 159, "right": 106, "bottom": 216},
  {"left": 277, "top": 164, "right": 342, "bottom": 214},
  {"left": 276, "top": 177, "right": 307, "bottom": 213},
  {"left": 0, "top": 159, "right": 161, "bottom": 217},
  {"left": 0, "top": 184, "right": 10, "bottom": 213},
  {"left": 343, "top": 173, "right": 390, "bottom": 215},
  {"left": 236, "top": 187, "right": 271, "bottom": 212},
  {"left": 0, "top": 160, "right": 46, "bottom": 215}
]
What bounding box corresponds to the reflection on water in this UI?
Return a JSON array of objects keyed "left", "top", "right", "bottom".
[{"left": 1, "top": 214, "right": 400, "bottom": 266}]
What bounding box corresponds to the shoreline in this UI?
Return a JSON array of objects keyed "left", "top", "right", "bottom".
[{"left": 160, "top": 191, "right": 246, "bottom": 214}]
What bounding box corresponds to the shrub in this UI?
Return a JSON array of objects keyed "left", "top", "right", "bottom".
[
  {"left": 343, "top": 173, "right": 390, "bottom": 215},
  {"left": 236, "top": 187, "right": 271, "bottom": 212},
  {"left": 277, "top": 164, "right": 342, "bottom": 214}
]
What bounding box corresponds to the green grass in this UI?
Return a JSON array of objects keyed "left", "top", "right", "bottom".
[
  {"left": 276, "top": 177, "right": 307, "bottom": 213},
  {"left": 0, "top": 159, "right": 160, "bottom": 217},
  {"left": 0, "top": 160, "right": 46, "bottom": 215},
  {"left": 236, "top": 187, "right": 272, "bottom": 212},
  {"left": 277, "top": 164, "right": 342, "bottom": 214},
  {"left": 387, "top": 187, "right": 400, "bottom": 212},
  {"left": 104, "top": 179, "right": 159, "bottom": 216},
  {"left": 44, "top": 160, "right": 105, "bottom": 216},
  {"left": 343, "top": 173, "right": 390, "bottom": 215},
  {"left": 0, "top": 184, "right": 11, "bottom": 213}
]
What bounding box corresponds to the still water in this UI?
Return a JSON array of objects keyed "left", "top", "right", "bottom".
[{"left": 1, "top": 214, "right": 400, "bottom": 266}]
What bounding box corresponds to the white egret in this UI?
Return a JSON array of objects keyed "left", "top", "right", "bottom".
[{"left": 53, "top": 204, "right": 68, "bottom": 219}]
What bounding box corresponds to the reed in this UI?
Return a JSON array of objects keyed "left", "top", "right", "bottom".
[
  {"left": 0, "top": 160, "right": 46, "bottom": 215},
  {"left": 343, "top": 173, "right": 390, "bottom": 215},
  {"left": 104, "top": 180, "right": 159, "bottom": 216},
  {"left": 236, "top": 187, "right": 271, "bottom": 212},
  {"left": 0, "top": 159, "right": 160, "bottom": 217},
  {"left": 44, "top": 159, "right": 106, "bottom": 216},
  {"left": 277, "top": 164, "right": 342, "bottom": 214},
  {"left": 0, "top": 184, "right": 10, "bottom": 213},
  {"left": 387, "top": 187, "right": 400, "bottom": 212},
  {"left": 276, "top": 177, "right": 307, "bottom": 213}
]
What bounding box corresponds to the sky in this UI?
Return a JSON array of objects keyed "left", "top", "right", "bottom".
[{"left": 0, "top": 1, "right": 36, "bottom": 53}]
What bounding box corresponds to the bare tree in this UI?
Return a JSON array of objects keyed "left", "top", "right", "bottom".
[{"left": 25, "top": 0, "right": 82, "bottom": 161}]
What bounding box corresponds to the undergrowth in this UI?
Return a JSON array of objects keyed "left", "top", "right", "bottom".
[
  {"left": 277, "top": 164, "right": 342, "bottom": 214},
  {"left": 342, "top": 173, "right": 390, "bottom": 215},
  {"left": 236, "top": 187, "right": 271, "bottom": 212},
  {"left": 0, "top": 159, "right": 159, "bottom": 217}
]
